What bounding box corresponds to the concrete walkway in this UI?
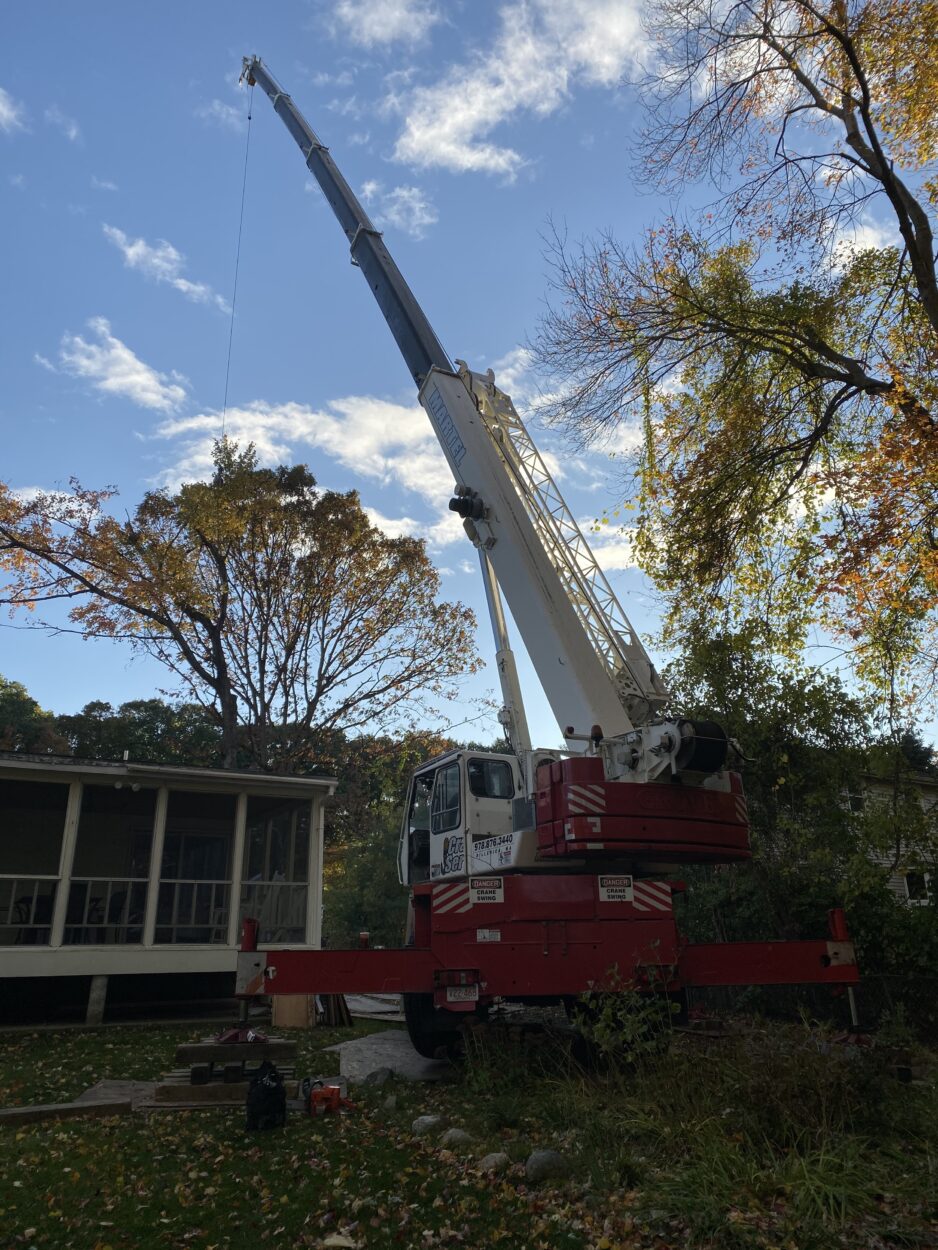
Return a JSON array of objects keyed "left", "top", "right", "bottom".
[{"left": 325, "top": 1027, "right": 452, "bottom": 1081}]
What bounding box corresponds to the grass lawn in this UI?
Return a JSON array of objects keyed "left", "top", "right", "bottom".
[{"left": 1, "top": 1017, "right": 936, "bottom": 1249}]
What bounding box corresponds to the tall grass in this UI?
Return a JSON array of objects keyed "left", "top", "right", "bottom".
[{"left": 459, "top": 1014, "right": 937, "bottom": 1247}]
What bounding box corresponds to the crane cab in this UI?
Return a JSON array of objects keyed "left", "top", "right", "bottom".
[{"left": 399, "top": 749, "right": 546, "bottom": 886}]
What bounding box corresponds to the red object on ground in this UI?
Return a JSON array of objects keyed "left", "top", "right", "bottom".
[
  {"left": 215, "top": 1026, "right": 268, "bottom": 1044},
  {"left": 307, "top": 1084, "right": 354, "bottom": 1115}
]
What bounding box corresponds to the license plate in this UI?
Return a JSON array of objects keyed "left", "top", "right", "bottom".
[{"left": 446, "top": 984, "right": 479, "bottom": 1003}]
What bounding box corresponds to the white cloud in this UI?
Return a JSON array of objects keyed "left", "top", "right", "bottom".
[
  {"left": 361, "top": 180, "right": 438, "bottom": 238},
  {"left": 364, "top": 506, "right": 464, "bottom": 549},
  {"left": 9, "top": 172, "right": 25, "bottom": 189},
  {"left": 312, "top": 68, "right": 355, "bottom": 87},
  {"left": 44, "top": 104, "right": 80, "bottom": 142},
  {"left": 326, "top": 94, "right": 364, "bottom": 119},
  {"left": 103, "top": 224, "right": 229, "bottom": 312},
  {"left": 489, "top": 345, "right": 540, "bottom": 408},
  {"left": 157, "top": 394, "right": 447, "bottom": 496},
  {"left": 91, "top": 175, "right": 119, "bottom": 192},
  {"left": 58, "top": 317, "right": 188, "bottom": 413},
  {"left": 155, "top": 394, "right": 471, "bottom": 549},
  {"left": 0, "top": 86, "right": 26, "bottom": 134},
  {"left": 582, "top": 521, "right": 638, "bottom": 571},
  {"left": 830, "top": 215, "right": 898, "bottom": 269},
  {"left": 195, "top": 99, "right": 246, "bottom": 132},
  {"left": 332, "top": 0, "right": 441, "bottom": 48},
  {"left": 33, "top": 352, "right": 55, "bottom": 371},
  {"left": 391, "top": 0, "right": 644, "bottom": 177}
]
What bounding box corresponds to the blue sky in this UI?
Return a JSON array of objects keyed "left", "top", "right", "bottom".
[
  {"left": 3, "top": 1, "right": 904, "bottom": 749},
  {"left": 2, "top": 0, "right": 663, "bottom": 746}
]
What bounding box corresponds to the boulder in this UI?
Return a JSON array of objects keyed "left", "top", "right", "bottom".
[
  {"left": 477, "top": 1151, "right": 511, "bottom": 1174},
  {"left": 525, "top": 1149, "right": 573, "bottom": 1183},
  {"left": 439, "top": 1127, "right": 474, "bottom": 1150},
  {"left": 412, "top": 1114, "right": 446, "bottom": 1136},
  {"left": 362, "top": 1067, "right": 392, "bottom": 1087}
]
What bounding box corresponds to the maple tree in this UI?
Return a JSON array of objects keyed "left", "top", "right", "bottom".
[
  {"left": 0, "top": 439, "right": 480, "bottom": 769},
  {"left": 534, "top": 0, "right": 938, "bottom": 712}
]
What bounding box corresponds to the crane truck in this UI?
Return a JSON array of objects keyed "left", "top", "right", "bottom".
[{"left": 236, "top": 57, "right": 859, "bottom": 1056}]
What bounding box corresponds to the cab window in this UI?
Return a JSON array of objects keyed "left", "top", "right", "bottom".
[
  {"left": 430, "top": 763, "right": 461, "bottom": 834},
  {"left": 467, "top": 758, "right": 514, "bottom": 799},
  {"left": 407, "top": 773, "right": 433, "bottom": 835}
]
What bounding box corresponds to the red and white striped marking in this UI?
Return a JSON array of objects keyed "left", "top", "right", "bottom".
[
  {"left": 432, "top": 881, "right": 471, "bottom": 914},
  {"left": 565, "top": 783, "right": 606, "bottom": 815},
  {"left": 631, "top": 880, "right": 672, "bottom": 912},
  {"left": 735, "top": 796, "right": 748, "bottom": 824}
]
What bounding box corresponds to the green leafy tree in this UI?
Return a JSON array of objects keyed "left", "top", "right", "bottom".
[
  {"left": 0, "top": 439, "right": 480, "bottom": 770},
  {"left": 534, "top": 0, "right": 938, "bottom": 713},
  {"left": 54, "top": 697, "right": 222, "bottom": 766},
  {"left": 0, "top": 676, "right": 67, "bottom": 754},
  {"left": 667, "top": 631, "right": 938, "bottom": 1032},
  {"left": 323, "top": 806, "right": 410, "bottom": 949},
  {"left": 666, "top": 632, "right": 870, "bottom": 942}
]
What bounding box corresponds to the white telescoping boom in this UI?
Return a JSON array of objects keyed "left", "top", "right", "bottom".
[{"left": 241, "top": 56, "right": 728, "bottom": 791}]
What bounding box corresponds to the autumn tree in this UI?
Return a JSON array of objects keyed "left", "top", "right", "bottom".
[
  {"left": 534, "top": 0, "right": 938, "bottom": 715},
  {"left": 0, "top": 440, "right": 480, "bottom": 769}
]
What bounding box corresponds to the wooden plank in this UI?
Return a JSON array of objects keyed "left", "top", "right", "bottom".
[
  {"left": 174, "top": 1040, "right": 297, "bottom": 1064},
  {"left": 152, "top": 1080, "right": 300, "bottom": 1105},
  {"left": 0, "top": 1099, "right": 132, "bottom": 1127}
]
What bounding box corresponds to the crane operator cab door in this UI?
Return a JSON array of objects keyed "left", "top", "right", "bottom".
[
  {"left": 398, "top": 752, "right": 521, "bottom": 886},
  {"left": 399, "top": 755, "right": 464, "bottom": 885}
]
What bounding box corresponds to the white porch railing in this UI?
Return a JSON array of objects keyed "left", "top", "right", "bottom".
[
  {"left": 0, "top": 875, "right": 57, "bottom": 945},
  {"left": 155, "top": 879, "right": 230, "bottom": 944},
  {"left": 239, "top": 881, "right": 308, "bottom": 943}
]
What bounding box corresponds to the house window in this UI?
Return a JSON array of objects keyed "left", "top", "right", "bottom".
[
  {"left": 155, "top": 791, "right": 235, "bottom": 944},
  {"left": 64, "top": 784, "right": 156, "bottom": 945},
  {"left": 0, "top": 778, "right": 70, "bottom": 945},
  {"left": 239, "top": 796, "right": 311, "bottom": 944},
  {"left": 904, "top": 872, "right": 932, "bottom": 904}
]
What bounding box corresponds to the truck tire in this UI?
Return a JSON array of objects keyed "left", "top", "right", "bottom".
[{"left": 403, "top": 992, "right": 462, "bottom": 1059}]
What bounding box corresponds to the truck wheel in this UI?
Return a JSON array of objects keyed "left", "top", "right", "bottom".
[{"left": 403, "top": 992, "right": 462, "bottom": 1059}]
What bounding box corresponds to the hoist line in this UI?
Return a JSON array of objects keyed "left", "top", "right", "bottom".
[{"left": 221, "top": 84, "right": 254, "bottom": 438}]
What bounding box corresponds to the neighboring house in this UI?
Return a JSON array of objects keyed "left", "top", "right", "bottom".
[
  {"left": 846, "top": 772, "right": 938, "bottom": 906},
  {"left": 0, "top": 751, "right": 335, "bottom": 1021}
]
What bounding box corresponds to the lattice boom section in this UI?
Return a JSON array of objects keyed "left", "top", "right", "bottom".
[{"left": 466, "top": 370, "right": 668, "bottom": 721}]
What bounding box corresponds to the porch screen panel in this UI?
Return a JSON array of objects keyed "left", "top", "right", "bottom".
[
  {"left": 64, "top": 784, "right": 156, "bottom": 945},
  {"left": 155, "top": 791, "right": 235, "bottom": 944},
  {"left": 239, "top": 795, "right": 311, "bottom": 943},
  {"left": 0, "top": 778, "right": 69, "bottom": 945}
]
